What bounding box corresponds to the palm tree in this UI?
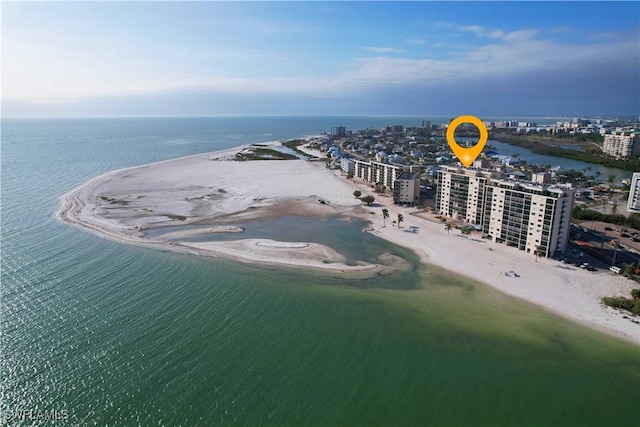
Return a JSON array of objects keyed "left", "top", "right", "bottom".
[
  {"left": 445, "top": 222, "right": 453, "bottom": 235},
  {"left": 534, "top": 245, "right": 545, "bottom": 262},
  {"left": 397, "top": 214, "right": 404, "bottom": 228},
  {"left": 382, "top": 208, "right": 389, "bottom": 227},
  {"left": 611, "top": 202, "right": 618, "bottom": 215},
  {"left": 460, "top": 227, "right": 471, "bottom": 238}
]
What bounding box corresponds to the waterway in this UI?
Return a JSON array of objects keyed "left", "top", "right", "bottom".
[{"left": 486, "top": 139, "right": 634, "bottom": 181}]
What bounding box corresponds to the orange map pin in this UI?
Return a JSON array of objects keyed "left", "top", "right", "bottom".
[{"left": 446, "top": 115, "right": 488, "bottom": 168}]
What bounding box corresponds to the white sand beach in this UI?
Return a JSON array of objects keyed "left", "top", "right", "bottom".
[{"left": 61, "top": 143, "right": 640, "bottom": 344}]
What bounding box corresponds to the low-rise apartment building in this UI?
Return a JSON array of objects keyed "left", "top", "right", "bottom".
[
  {"left": 353, "top": 159, "right": 406, "bottom": 190},
  {"left": 393, "top": 171, "right": 421, "bottom": 205}
]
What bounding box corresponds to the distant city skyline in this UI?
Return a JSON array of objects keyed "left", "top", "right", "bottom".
[{"left": 3, "top": 1, "right": 639, "bottom": 118}]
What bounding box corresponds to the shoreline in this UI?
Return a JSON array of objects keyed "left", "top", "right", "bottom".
[
  {"left": 59, "top": 141, "right": 410, "bottom": 278},
  {"left": 60, "top": 141, "right": 640, "bottom": 345}
]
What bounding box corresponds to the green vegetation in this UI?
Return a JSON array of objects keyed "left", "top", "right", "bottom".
[
  {"left": 100, "top": 195, "right": 129, "bottom": 205},
  {"left": 235, "top": 147, "right": 298, "bottom": 161},
  {"left": 534, "top": 245, "right": 545, "bottom": 262},
  {"left": 491, "top": 131, "right": 640, "bottom": 172},
  {"left": 361, "top": 195, "right": 375, "bottom": 206},
  {"left": 382, "top": 208, "right": 389, "bottom": 227},
  {"left": 281, "top": 139, "right": 308, "bottom": 157},
  {"left": 458, "top": 226, "right": 472, "bottom": 237},
  {"left": 601, "top": 289, "right": 640, "bottom": 316},
  {"left": 573, "top": 206, "right": 640, "bottom": 230},
  {"left": 353, "top": 190, "right": 362, "bottom": 198},
  {"left": 397, "top": 213, "right": 404, "bottom": 228},
  {"left": 167, "top": 214, "right": 187, "bottom": 221},
  {"left": 444, "top": 222, "right": 453, "bottom": 234}
]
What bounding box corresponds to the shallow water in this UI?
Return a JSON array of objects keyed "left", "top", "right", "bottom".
[
  {"left": 2, "top": 117, "right": 639, "bottom": 426},
  {"left": 147, "top": 214, "right": 420, "bottom": 268}
]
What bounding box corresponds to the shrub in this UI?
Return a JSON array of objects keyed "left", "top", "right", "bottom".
[{"left": 167, "top": 214, "right": 187, "bottom": 221}]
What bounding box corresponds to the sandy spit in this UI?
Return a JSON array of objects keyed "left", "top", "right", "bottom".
[{"left": 60, "top": 143, "right": 640, "bottom": 345}]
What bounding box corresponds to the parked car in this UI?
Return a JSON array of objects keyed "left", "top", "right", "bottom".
[
  {"left": 609, "top": 266, "right": 622, "bottom": 274},
  {"left": 604, "top": 227, "right": 613, "bottom": 231}
]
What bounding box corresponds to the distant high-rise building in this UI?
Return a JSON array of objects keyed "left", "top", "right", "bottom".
[
  {"left": 436, "top": 166, "right": 575, "bottom": 257},
  {"left": 422, "top": 119, "right": 432, "bottom": 129},
  {"left": 330, "top": 126, "right": 346, "bottom": 137},
  {"left": 628, "top": 173, "right": 640, "bottom": 213},
  {"left": 603, "top": 130, "right": 639, "bottom": 159}
]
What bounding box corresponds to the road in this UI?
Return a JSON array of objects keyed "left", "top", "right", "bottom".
[{"left": 570, "top": 223, "right": 640, "bottom": 270}]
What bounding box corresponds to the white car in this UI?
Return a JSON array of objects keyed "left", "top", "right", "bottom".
[{"left": 609, "top": 266, "right": 622, "bottom": 274}]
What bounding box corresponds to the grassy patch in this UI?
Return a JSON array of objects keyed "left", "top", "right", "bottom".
[
  {"left": 167, "top": 214, "right": 187, "bottom": 221},
  {"left": 281, "top": 139, "right": 309, "bottom": 156},
  {"left": 235, "top": 147, "right": 298, "bottom": 161}
]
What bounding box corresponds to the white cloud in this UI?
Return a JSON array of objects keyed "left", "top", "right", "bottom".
[
  {"left": 363, "top": 46, "right": 405, "bottom": 54},
  {"left": 3, "top": 21, "right": 637, "bottom": 108},
  {"left": 456, "top": 25, "right": 505, "bottom": 39},
  {"left": 406, "top": 36, "right": 428, "bottom": 45}
]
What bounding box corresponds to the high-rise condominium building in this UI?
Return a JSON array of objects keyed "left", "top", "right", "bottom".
[
  {"left": 603, "top": 131, "right": 639, "bottom": 159},
  {"left": 628, "top": 173, "right": 640, "bottom": 213},
  {"left": 436, "top": 166, "right": 576, "bottom": 257}
]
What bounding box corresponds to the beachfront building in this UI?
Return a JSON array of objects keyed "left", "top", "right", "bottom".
[
  {"left": 353, "top": 159, "right": 407, "bottom": 190},
  {"left": 436, "top": 167, "right": 576, "bottom": 257},
  {"left": 482, "top": 180, "right": 575, "bottom": 257},
  {"left": 436, "top": 166, "right": 496, "bottom": 224},
  {"left": 602, "top": 130, "right": 639, "bottom": 159},
  {"left": 628, "top": 173, "right": 640, "bottom": 213},
  {"left": 393, "top": 171, "right": 421, "bottom": 205},
  {"left": 340, "top": 158, "right": 355, "bottom": 175}
]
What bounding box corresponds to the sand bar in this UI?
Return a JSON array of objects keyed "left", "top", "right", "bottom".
[{"left": 60, "top": 142, "right": 640, "bottom": 344}]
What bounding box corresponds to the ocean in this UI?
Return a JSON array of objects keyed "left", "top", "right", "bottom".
[{"left": 2, "top": 117, "right": 639, "bottom": 426}]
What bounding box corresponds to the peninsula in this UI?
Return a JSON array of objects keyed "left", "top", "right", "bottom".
[{"left": 61, "top": 141, "right": 640, "bottom": 344}]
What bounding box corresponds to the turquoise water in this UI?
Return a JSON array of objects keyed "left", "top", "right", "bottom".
[{"left": 2, "top": 117, "right": 639, "bottom": 426}]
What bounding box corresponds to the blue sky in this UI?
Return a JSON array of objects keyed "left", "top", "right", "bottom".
[{"left": 3, "top": 1, "right": 639, "bottom": 117}]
